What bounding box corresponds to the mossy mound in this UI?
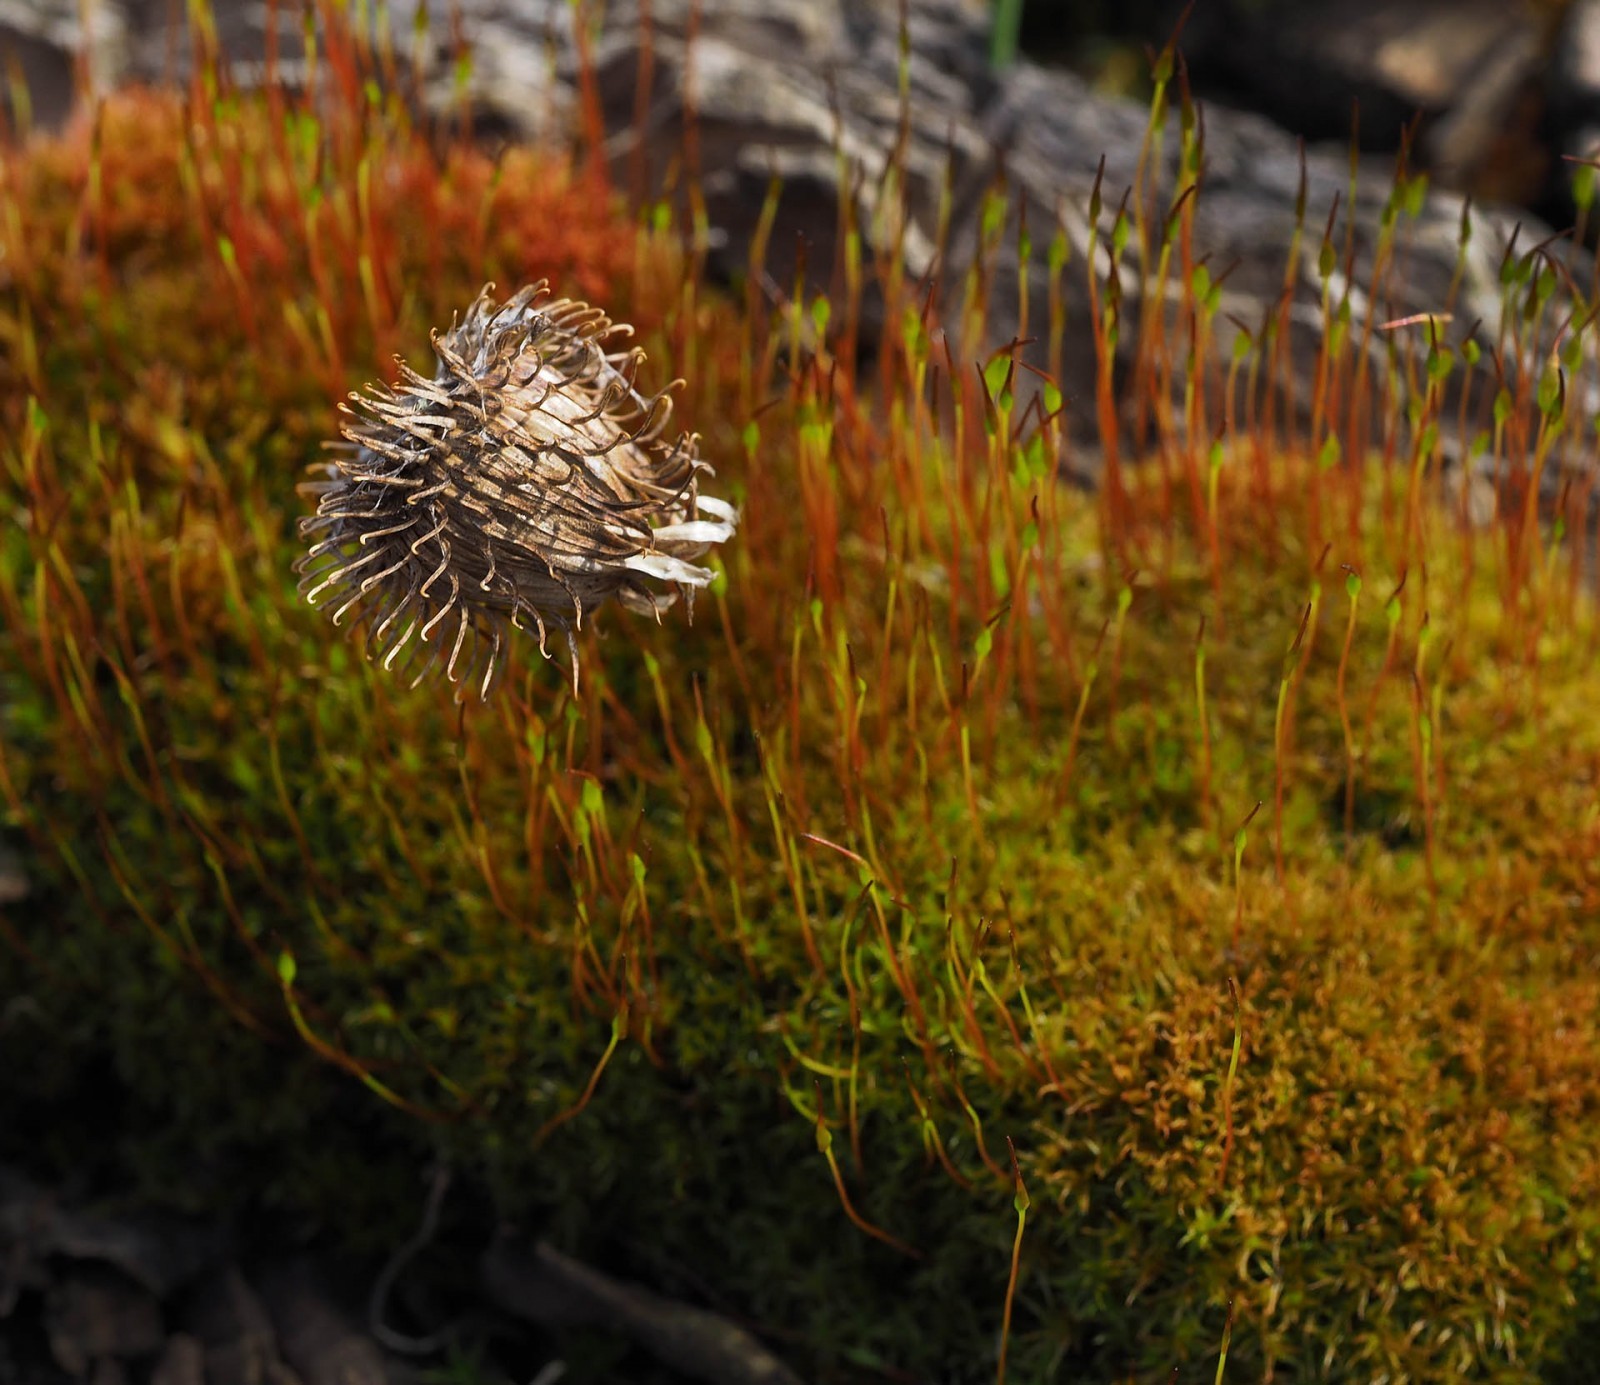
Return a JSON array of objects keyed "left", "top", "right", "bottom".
[{"left": 4, "top": 40, "right": 1600, "bottom": 1385}]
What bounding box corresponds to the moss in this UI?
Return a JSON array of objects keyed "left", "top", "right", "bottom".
[{"left": 4, "top": 21, "right": 1600, "bottom": 1385}]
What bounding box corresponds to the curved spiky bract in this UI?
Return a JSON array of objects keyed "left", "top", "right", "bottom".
[{"left": 296, "top": 282, "right": 737, "bottom": 696}]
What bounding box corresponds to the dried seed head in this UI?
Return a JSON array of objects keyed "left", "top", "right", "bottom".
[{"left": 296, "top": 282, "right": 737, "bottom": 698}]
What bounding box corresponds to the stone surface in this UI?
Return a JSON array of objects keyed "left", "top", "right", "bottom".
[
  {"left": 0, "top": 0, "right": 125, "bottom": 127},
  {"left": 1555, "top": 0, "right": 1600, "bottom": 165},
  {"left": 485, "top": 1233, "right": 806, "bottom": 1385},
  {"left": 150, "top": 1334, "right": 206, "bottom": 1385},
  {"left": 1, "top": 1167, "right": 225, "bottom": 1384},
  {"left": 45, "top": 1267, "right": 165, "bottom": 1375},
  {"left": 255, "top": 1261, "right": 397, "bottom": 1385},
  {"left": 184, "top": 1264, "right": 301, "bottom": 1385},
  {"left": 1043, "top": 0, "right": 1579, "bottom": 209},
  {"left": 0, "top": 0, "right": 1585, "bottom": 481},
  {"left": 0, "top": 1169, "right": 432, "bottom": 1385},
  {"left": 462, "top": 0, "right": 1571, "bottom": 470},
  {"left": 0, "top": 1165, "right": 223, "bottom": 1301},
  {"left": 1562, "top": 0, "right": 1600, "bottom": 97},
  {"left": 0, "top": 838, "right": 28, "bottom": 904}
]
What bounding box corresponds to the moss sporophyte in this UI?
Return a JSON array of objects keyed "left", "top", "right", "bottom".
[{"left": 5, "top": 4, "right": 1600, "bottom": 1383}]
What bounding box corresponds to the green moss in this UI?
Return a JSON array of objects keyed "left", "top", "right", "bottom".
[{"left": 4, "top": 29, "right": 1600, "bottom": 1385}]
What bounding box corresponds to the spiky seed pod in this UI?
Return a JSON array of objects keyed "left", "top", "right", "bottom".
[{"left": 296, "top": 282, "right": 737, "bottom": 698}]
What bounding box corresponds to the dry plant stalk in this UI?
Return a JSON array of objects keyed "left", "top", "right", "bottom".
[{"left": 297, "top": 282, "right": 737, "bottom": 697}]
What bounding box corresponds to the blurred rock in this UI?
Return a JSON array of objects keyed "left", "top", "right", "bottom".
[
  {"left": 4, "top": 0, "right": 1591, "bottom": 216},
  {"left": 183, "top": 1265, "right": 301, "bottom": 1385},
  {"left": 45, "top": 1267, "right": 164, "bottom": 1375},
  {"left": 1555, "top": 0, "right": 1600, "bottom": 162},
  {"left": 255, "top": 1261, "right": 404, "bottom": 1385},
  {"left": 1037, "top": 0, "right": 1581, "bottom": 211},
  {"left": 484, "top": 1233, "right": 805, "bottom": 1385},
  {"left": 0, "top": 0, "right": 1580, "bottom": 475},
  {"left": 1562, "top": 0, "right": 1600, "bottom": 97},
  {"left": 0, "top": 0, "right": 125, "bottom": 129},
  {"left": 0, "top": 1171, "right": 430, "bottom": 1385},
  {"left": 0, "top": 1165, "right": 223, "bottom": 1302},
  {"left": 0, "top": 839, "right": 28, "bottom": 904},
  {"left": 149, "top": 1334, "right": 205, "bottom": 1385},
  {"left": 1174, "top": 0, "right": 1560, "bottom": 194},
  {"left": 400, "top": 0, "right": 1560, "bottom": 466}
]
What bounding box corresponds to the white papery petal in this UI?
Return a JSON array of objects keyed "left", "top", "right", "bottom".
[
  {"left": 694, "top": 495, "right": 738, "bottom": 523},
  {"left": 624, "top": 552, "right": 717, "bottom": 584},
  {"left": 651, "top": 519, "right": 736, "bottom": 545}
]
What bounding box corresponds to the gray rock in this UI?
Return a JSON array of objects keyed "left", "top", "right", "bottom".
[
  {"left": 0, "top": 1165, "right": 223, "bottom": 1302},
  {"left": 484, "top": 1233, "right": 806, "bottom": 1385},
  {"left": 0, "top": 838, "right": 28, "bottom": 904},
  {"left": 2, "top": 0, "right": 1584, "bottom": 486},
  {"left": 45, "top": 1267, "right": 164, "bottom": 1375},
  {"left": 0, "top": 0, "right": 126, "bottom": 127},
  {"left": 254, "top": 1260, "right": 399, "bottom": 1385},
  {"left": 182, "top": 1265, "right": 300, "bottom": 1385},
  {"left": 150, "top": 1334, "right": 206, "bottom": 1385},
  {"left": 1555, "top": 1, "right": 1600, "bottom": 164}
]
